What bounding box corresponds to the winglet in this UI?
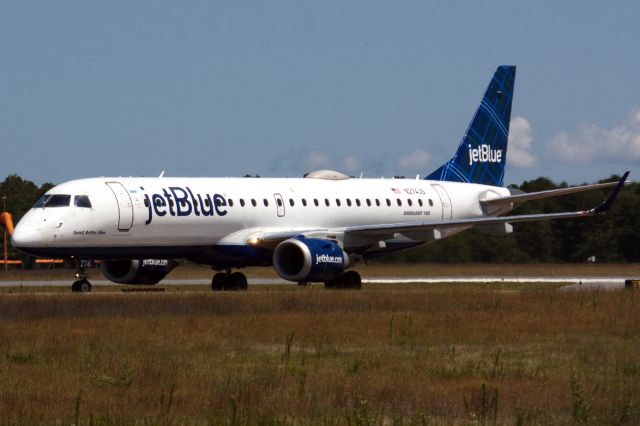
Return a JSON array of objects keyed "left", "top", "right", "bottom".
[{"left": 592, "top": 171, "right": 629, "bottom": 214}]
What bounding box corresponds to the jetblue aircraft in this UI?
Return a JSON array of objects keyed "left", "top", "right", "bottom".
[{"left": 10, "top": 66, "right": 629, "bottom": 292}]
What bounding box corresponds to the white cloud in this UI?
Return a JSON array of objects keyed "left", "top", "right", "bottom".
[
  {"left": 507, "top": 116, "right": 536, "bottom": 168},
  {"left": 545, "top": 108, "right": 640, "bottom": 163},
  {"left": 342, "top": 155, "right": 361, "bottom": 173},
  {"left": 302, "top": 150, "right": 330, "bottom": 170},
  {"left": 395, "top": 149, "right": 431, "bottom": 173}
]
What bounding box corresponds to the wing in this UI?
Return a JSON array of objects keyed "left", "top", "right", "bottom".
[
  {"left": 245, "top": 172, "right": 628, "bottom": 247},
  {"left": 344, "top": 171, "right": 628, "bottom": 239},
  {"left": 480, "top": 175, "right": 630, "bottom": 207}
]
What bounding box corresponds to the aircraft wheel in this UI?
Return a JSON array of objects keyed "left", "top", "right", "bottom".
[
  {"left": 225, "top": 272, "right": 248, "bottom": 291},
  {"left": 342, "top": 271, "right": 362, "bottom": 290},
  {"left": 211, "top": 273, "right": 227, "bottom": 291},
  {"left": 72, "top": 279, "right": 92, "bottom": 293},
  {"left": 324, "top": 280, "right": 336, "bottom": 289},
  {"left": 325, "top": 271, "right": 361, "bottom": 290}
]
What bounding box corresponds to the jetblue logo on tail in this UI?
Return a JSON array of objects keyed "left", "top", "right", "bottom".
[
  {"left": 426, "top": 65, "right": 515, "bottom": 187},
  {"left": 468, "top": 144, "right": 502, "bottom": 165}
]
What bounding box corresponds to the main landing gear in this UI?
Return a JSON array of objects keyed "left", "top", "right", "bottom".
[
  {"left": 71, "top": 258, "right": 93, "bottom": 293},
  {"left": 211, "top": 270, "right": 248, "bottom": 291},
  {"left": 324, "top": 270, "right": 362, "bottom": 290}
]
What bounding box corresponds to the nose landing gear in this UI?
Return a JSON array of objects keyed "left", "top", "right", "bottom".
[
  {"left": 71, "top": 278, "right": 92, "bottom": 293},
  {"left": 71, "top": 258, "right": 93, "bottom": 293}
]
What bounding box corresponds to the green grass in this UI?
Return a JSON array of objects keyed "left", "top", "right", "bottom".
[{"left": 0, "top": 284, "right": 638, "bottom": 424}]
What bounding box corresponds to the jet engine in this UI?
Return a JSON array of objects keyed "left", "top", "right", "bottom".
[
  {"left": 100, "top": 259, "right": 177, "bottom": 285},
  {"left": 273, "top": 237, "right": 348, "bottom": 282}
]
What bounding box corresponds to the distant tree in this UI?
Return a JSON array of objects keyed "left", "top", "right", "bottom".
[{"left": 0, "top": 175, "right": 55, "bottom": 262}]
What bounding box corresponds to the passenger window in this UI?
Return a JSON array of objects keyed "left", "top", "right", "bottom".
[
  {"left": 314, "top": 199, "right": 319, "bottom": 206},
  {"left": 144, "top": 198, "right": 150, "bottom": 207},
  {"left": 240, "top": 199, "right": 245, "bottom": 207},
  {"left": 289, "top": 199, "right": 295, "bottom": 207},
  {"left": 276, "top": 198, "right": 282, "bottom": 207},
  {"left": 386, "top": 199, "right": 391, "bottom": 207},
  {"left": 407, "top": 199, "right": 412, "bottom": 207},
  {"left": 397, "top": 199, "right": 402, "bottom": 207},
  {"left": 366, "top": 199, "right": 371, "bottom": 207},
  {"left": 375, "top": 199, "right": 381, "bottom": 207},
  {"left": 45, "top": 195, "right": 71, "bottom": 207},
  {"left": 418, "top": 199, "right": 423, "bottom": 207},
  {"left": 325, "top": 199, "right": 330, "bottom": 207},
  {"left": 251, "top": 199, "right": 257, "bottom": 207},
  {"left": 215, "top": 198, "right": 223, "bottom": 207},
  {"left": 204, "top": 198, "right": 211, "bottom": 207},
  {"left": 346, "top": 199, "right": 352, "bottom": 207},
  {"left": 429, "top": 199, "right": 434, "bottom": 207},
  {"left": 302, "top": 199, "right": 307, "bottom": 207},
  {"left": 263, "top": 199, "right": 269, "bottom": 207},
  {"left": 74, "top": 195, "right": 92, "bottom": 208},
  {"left": 336, "top": 199, "right": 341, "bottom": 207},
  {"left": 355, "top": 199, "right": 361, "bottom": 207},
  {"left": 228, "top": 199, "right": 234, "bottom": 207}
]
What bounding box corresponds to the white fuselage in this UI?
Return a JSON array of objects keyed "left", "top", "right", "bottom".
[{"left": 12, "top": 176, "right": 511, "bottom": 265}]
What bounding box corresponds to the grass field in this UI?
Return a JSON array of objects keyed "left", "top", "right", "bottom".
[{"left": 0, "top": 282, "right": 639, "bottom": 424}]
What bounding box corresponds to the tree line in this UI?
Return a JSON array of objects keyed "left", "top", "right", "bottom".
[{"left": 0, "top": 173, "right": 637, "bottom": 264}]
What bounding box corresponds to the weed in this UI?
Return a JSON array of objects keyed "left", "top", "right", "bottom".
[
  {"left": 0, "top": 285, "right": 637, "bottom": 422},
  {"left": 571, "top": 376, "right": 592, "bottom": 423}
]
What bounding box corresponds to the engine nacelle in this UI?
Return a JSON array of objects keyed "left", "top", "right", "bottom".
[
  {"left": 100, "top": 259, "right": 177, "bottom": 285},
  {"left": 273, "top": 237, "right": 348, "bottom": 282}
]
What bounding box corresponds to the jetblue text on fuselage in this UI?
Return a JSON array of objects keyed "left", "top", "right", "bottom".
[
  {"left": 144, "top": 187, "right": 227, "bottom": 225},
  {"left": 468, "top": 144, "right": 502, "bottom": 165}
]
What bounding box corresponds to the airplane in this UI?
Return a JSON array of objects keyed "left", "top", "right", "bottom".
[{"left": 8, "top": 65, "right": 629, "bottom": 292}]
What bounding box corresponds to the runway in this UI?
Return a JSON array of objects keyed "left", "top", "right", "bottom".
[{"left": 0, "top": 276, "right": 630, "bottom": 291}]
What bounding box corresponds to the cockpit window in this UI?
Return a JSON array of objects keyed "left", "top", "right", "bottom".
[
  {"left": 45, "top": 195, "right": 71, "bottom": 207},
  {"left": 32, "top": 195, "right": 50, "bottom": 208},
  {"left": 33, "top": 194, "right": 71, "bottom": 208},
  {"left": 74, "top": 195, "right": 92, "bottom": 208}
]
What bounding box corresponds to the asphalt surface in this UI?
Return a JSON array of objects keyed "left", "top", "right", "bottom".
[{"left": 0, "top": 276, "right": 630, "bottom": 291}]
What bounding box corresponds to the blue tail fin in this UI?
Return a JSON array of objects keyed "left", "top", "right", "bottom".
[{"left": 426, "top": 65, "right": 516, "bottom": 187}]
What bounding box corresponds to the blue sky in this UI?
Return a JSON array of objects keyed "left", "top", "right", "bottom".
[{"left": 1, "top": 1, "right": 639, "bottom": 186}]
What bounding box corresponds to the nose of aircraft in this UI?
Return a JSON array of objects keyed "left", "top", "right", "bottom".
[{"left": 11, "top": 220, "right": 41, "bottom": 249}]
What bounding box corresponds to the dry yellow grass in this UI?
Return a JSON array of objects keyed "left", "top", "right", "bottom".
[{"left": 0, "top": 284, "right": 638, "bottom": 424}]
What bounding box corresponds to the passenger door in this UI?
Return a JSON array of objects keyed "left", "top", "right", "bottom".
[
  {"left": 106, "top": 182, "right": 134, "bottom": 231},
  {"left": 431, "top": 184, "right": 452, "bottom": 220}
]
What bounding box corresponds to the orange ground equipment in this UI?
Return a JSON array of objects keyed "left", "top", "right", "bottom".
[
  {"left": 1, "top": 211, "right": 15, "bottom": 270},
  {"left": 0, "top": 212, "right": 13, "bottom": 236}
]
